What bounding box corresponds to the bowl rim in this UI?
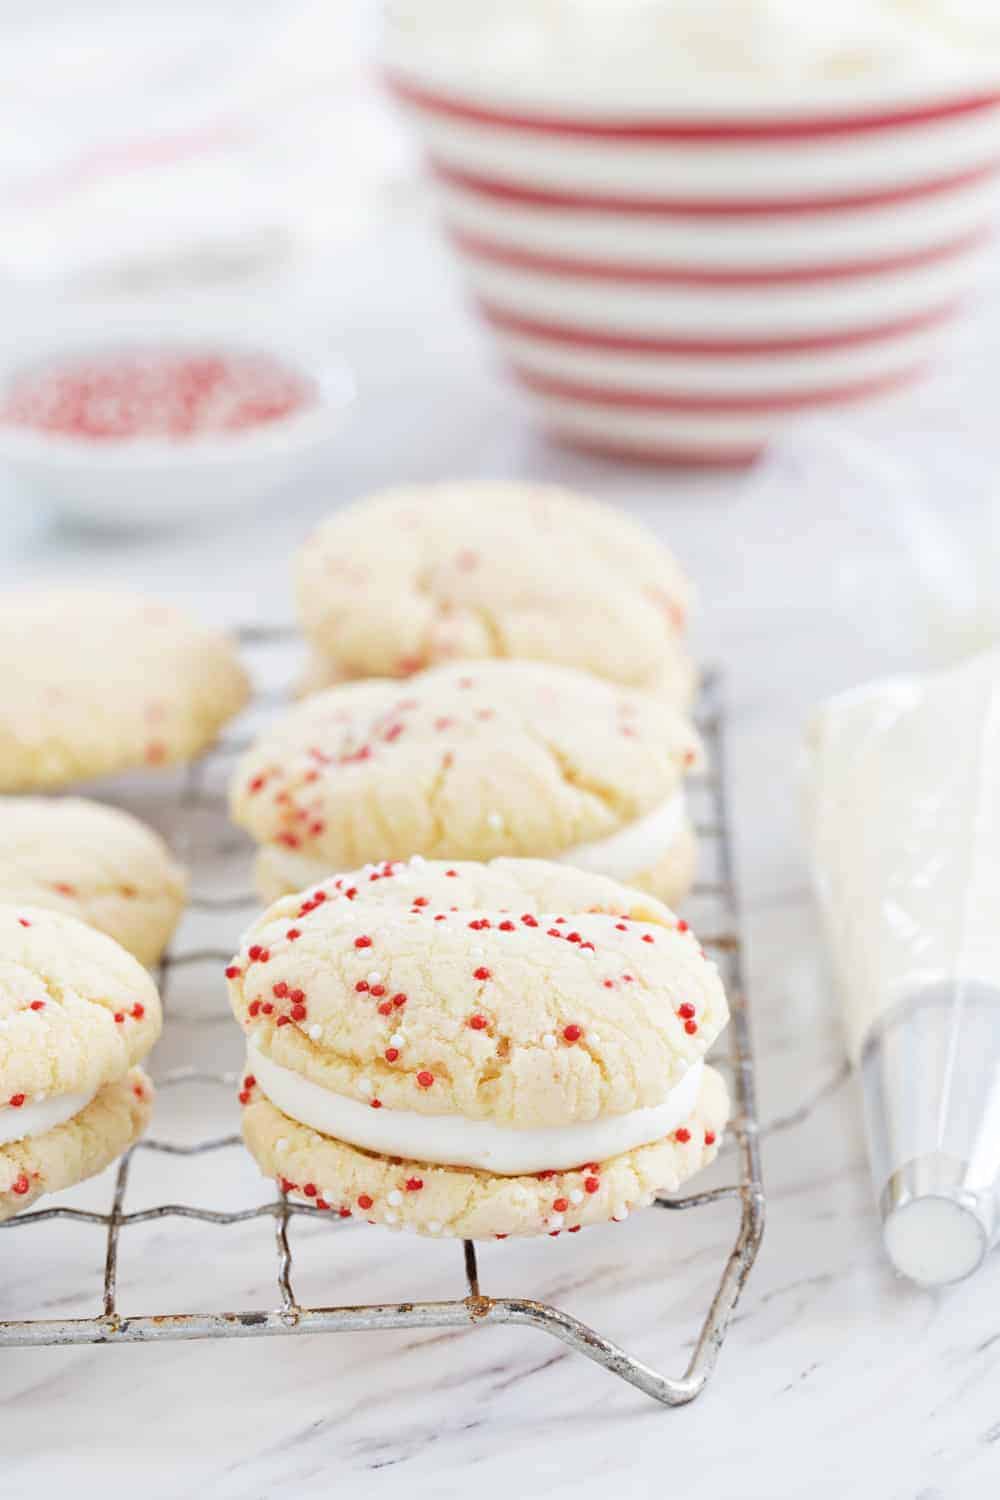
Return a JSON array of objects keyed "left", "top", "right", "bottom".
[{"left": 383, "top": 55, "right": 1000, "bottom": 130}]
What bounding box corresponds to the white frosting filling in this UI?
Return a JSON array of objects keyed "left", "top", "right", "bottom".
[
  {"left": 247, "top": 1037, "right": 703, "bottom": 1175},
  {"left": 263, "top": 790, "right": 686, "bottom": 893},
  {"left": 558, "top": 790, "right": 686, "bottom": 883},
  {"left": 0, "top": 1088, "right": 97, "bottom": 1147}
]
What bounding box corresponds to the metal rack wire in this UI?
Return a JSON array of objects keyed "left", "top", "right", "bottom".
[{"left": 0, "top": 631, "right": 764, "bottom": 1407}]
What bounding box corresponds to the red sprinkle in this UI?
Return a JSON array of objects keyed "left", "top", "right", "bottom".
[
  {"left": 370, "top": 985, "right": 386, "bottom": 998},
  {"left": 290, "top": 1003, "right": 307, "bottom": 1022},
  {"left": 114, "top": 1013, "right": 125, "bottom": 1024},
  {"left": 243, "top": 1075, "right": 256, "bottom": 1089},
  {"left": 584, "top": 1177, "right": 600, "bottom": 1194},
  {"left": 248, "top": 945, "right": 263, "bottom": 962},
  {"left": 642, "top": 934, "right": 655, "bottom": 944},
  {"left": 677, "top": 920, "right": 689, "bottom": 933},
  {"left": 468, "top": 1013, "right": 488, "bottom": 1030},
  {"left": 675, "top": 1127, "right": 691, "bottom": 1144},
  {"left": 248, "top": 1001, "right": 261, "bottom": 1017},
  {"left": 377, "top": 1000, "right": 393, "bottom": 1016},
  {"left": 355, "top": 981, "right": 369, "bottom": 993},
  {"left": 473, "top": 967, "right": 491, "bottom": 981},
  {"left": 685, "top": 1020, "right": 698, "bottom": 1035},
  {"left": 370, "top": 1099, "right": 383, "bottom": 1109},
  {"left": 9, "top": 1094, "right": 25, "bottom": 1109},
  {"left": 521, "top": 914, "right": 538, "bottom": 927},
  {"left": 678, "top": 1003, "right": 696, "bottom": 1019},
  {"left": 131, "top": 1004, "right": 144, "bottom": 1019},
  {"left": 553, "top": 1197, "right": 569, "bottom": 1213},
  {"left": 11, "top": 1173, "right": 29, "bottom": 1195},
  {"left": 357, "top": 1194, "right": 373, "bottom": 1210},
  {"left": 29, "top": 1001, "right": 45, "bottom": 1012},
  {"left": 354, "top": 935, "right": 372, "bottom": 949},
  {"left": 273, "top": 981, "right": 289, "bottom": 999},
  {"left": 392, "top": 993, "right": 408, "bottom": 1009},
  {"left": 562, "top": 1024, "right": 584, "bottom": 1043},
  {"left": 405, "top": 1177, "right": 424, "bottom": 1192},
  {"left": 704, "top": 1131, "right": 716, "bottom": 1146},
  {"left": 225, "top": 965, "right": 241, "bottom": 979},
  {"left": 17, "top": 919, "right": 30, "bottom": 928},
  {"left": 385, "top": 1048, "right": 399, "bottom": 1063},
  {"left": 303, "top": 1183, "right": 317, "bottom": 1198},
  {"left": 286, "top": 928, "right": 301, "bottom": 942},
  {"left": 498, "top": 920, "right": 516, "bottom": 932},
  {"left": 417, "top": 1071, "right": 434, "bottom": 1088},
  {"left": 4, "top": 351, "right": 314, "bottom": 441}
]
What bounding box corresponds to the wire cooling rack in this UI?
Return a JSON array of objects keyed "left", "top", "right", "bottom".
[{"left": 0, "top": 628, "right": 764, "bottom": 1407}]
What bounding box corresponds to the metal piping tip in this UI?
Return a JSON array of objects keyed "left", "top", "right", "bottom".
[{"left": 861, "top": 981, "right": 1000, "bottom": 1287}]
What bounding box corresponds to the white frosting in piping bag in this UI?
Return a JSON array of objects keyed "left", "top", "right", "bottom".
[
  {"left": 247, "top": 1038, "right": 703, "bottom": 1175},
  {"left": 0, "top": 1088, "right": 97, "bottom": 1146},
  {"left": 264, "top": 790, "right": 686, "bottom": 895},
  {"left": 806, "top": 648, "right": 1000, "bottom": 1062}
]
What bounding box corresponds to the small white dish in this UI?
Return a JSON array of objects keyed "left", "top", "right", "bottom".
[{"left": 0, "top": 322, "right": 354, "bottom": 529}]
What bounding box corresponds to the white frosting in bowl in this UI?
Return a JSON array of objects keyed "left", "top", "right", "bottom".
[
  {"left": 0, "top": 1087, "right": 96, "bottom": 1147},
  {"left": 384, "top": 0, "right": 1000, "bottom": 105},
  {"left": 263, "top": 790, "right": 686, "bottom": 895},
  {"left": 246, "top": 1037, "right": 703, "bottom": 1175}
]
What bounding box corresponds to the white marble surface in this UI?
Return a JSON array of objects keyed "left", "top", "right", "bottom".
[{"left": 2, "top": 220, "right": 1000, "bottom": 1500}]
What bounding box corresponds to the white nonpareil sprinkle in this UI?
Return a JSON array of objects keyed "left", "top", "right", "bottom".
[
  {"left": 427, "top": 1220, "right": 442, "bottom": 1233},
  {"left": 275, "top": 1139, "right": 288, "bottom": 1154},
  {"left": 308, "top": 1024, "right": 322, "bottom": 1041},
  {"left": 542, "top": 1033, "right": 556, "bottom": 1050},
  {"left": 389, "top": 1032, "right": 404, "bottom": 1049},
  {"left": 470, "top": 946, "right": 484, "bottom": 958},
  {"left": 387, "top": 1189, "right": 403, "bottom": 1207},
  {"left": 34, "top": 1092, "right": 47, "bottom": 1103},
  {"left": 410, "top": 854, "right": 426, "bottom": 867},
  {"left": 323, "top": 1188, "right": 335, "bottom": 1202},
  {"left": 569, "top": 1189, "right": 584, "bottom": 1205},
  {"left": 383, "top": 1209, "right": 398, "bottom": 1225},
  {"left": 590, "top": 1033, "right": 601, "bottom": 1045},
  {"left": 367, "top": 971, "right": 382, "bottom": 986},
  {"left": 486, "top": 811, "right": 504, "bottom": 831},
  {"left": 547, "top": 1213, "right": 565, "bottom": 1230},
  {"left": 357, "top": 1077, "right": 373, "bottom": 1096}
]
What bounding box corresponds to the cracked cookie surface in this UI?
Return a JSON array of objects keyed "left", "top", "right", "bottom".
[
  {"left": 295, "top": 482, "right": 695, "bottom": 703},
  {"left": 0, "top": 588, "right": 249, "bottom": 790},
  {"left": 0, "top": 797, "right": 187, "bottom": 965},
  {"left": 227, "top": 858, "right": 727, "bottom": 1128},
  {"left": 231, "top": 661, "right": 702, "bottom": 904}
]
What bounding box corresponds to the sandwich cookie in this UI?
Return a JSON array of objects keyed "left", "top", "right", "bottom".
[
  {"left": 0, "top": 797, "right": 187, "bottom": 966},
  {"left": 0, "top": 588, "right": 250, "bottom": 791},
  {"left": 231, "top": 661, "right": 702, "bottom": 907},
  {"left": 0, "top": 904, "right": 161, "bottom": 1219},
  {"left": 295, "top": 482, "right": 695, "bottom": 705},
  {"left": 228, "top": 858, "right": 728, "bottom": 1239}
]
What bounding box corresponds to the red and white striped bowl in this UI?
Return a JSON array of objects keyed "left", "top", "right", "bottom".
[{"left": 386, "top": 68, "right": 1000, "bottom": 464}]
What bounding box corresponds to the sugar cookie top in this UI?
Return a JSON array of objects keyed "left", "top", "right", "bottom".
[
  {"left": 0, "top": 904, "right": 161, "bottom": 1102},
  {"left": 0, "top": 797, "right": 187, "bottom": 964},
  {"left": 295, "top": 483, "right": 693, "bottom": 699},
  {"left": 227, "top": 858, "right": 726, "bottom": 1129},
  {"left": 0, "top": 589, "right": 250, "bottom": 790},
  {"left": 231, "top": 662, "right": 701, "bottom": 870}
]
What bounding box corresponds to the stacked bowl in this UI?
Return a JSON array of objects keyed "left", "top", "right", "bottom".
[{"left": 385, "top": 5, "right": 1000, "bottom": 464}]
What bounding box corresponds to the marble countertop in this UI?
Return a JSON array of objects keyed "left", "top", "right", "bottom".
[{"left": 2, "top": 222, "right": 1000, "bottom": 1500}]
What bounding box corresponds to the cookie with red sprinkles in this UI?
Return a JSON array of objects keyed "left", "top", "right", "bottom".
[
  {"left": 0, "top": 904, "right": 161, "bottom": 1220},
  {"left": 0, "top": 588, "right": 249, "bottom": 791},
  {"left": 0, "top": 797, "right": 187, "bottom": 966},
  {"left": 231, "top": 660, "right": 702, "bottom": 908},
  {"left": 228, "top": 857, "right": 728, "bottom": 1239},
  {"left": 295, "top": 481, "right": 695, "bottom": 705}
]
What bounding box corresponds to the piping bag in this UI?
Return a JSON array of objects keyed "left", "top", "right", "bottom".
[{"left": 806, "top": 647, "right": 1000, "bottom": 1287}]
